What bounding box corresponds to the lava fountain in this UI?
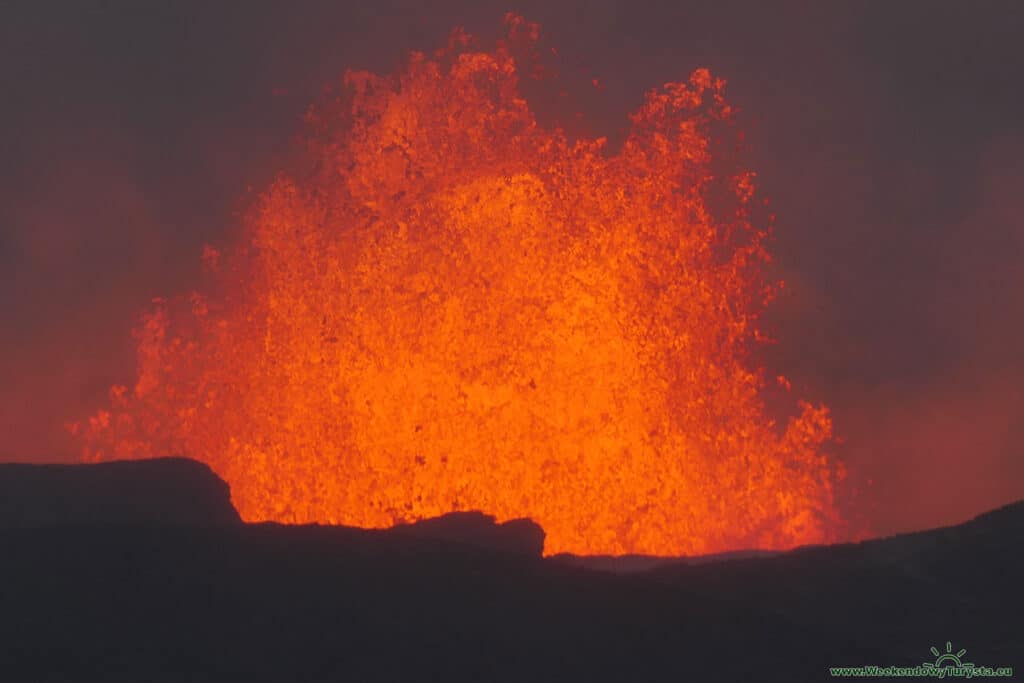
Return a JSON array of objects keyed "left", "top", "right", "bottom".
[{"left": 71, "top": 16, "right": 847, "bottom": 556}]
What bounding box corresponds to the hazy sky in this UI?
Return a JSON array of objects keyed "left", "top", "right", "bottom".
[{"left": 2, "top": 1, "right": 1022, "bottom": 538}]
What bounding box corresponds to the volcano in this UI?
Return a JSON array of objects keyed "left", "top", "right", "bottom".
[{"left": 69, "top": 15, "right": 849, "bottom": 557}]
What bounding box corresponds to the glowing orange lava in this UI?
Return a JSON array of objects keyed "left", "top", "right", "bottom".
[{"left": 71, "top": 16, "right": 846, "bottom": 555}]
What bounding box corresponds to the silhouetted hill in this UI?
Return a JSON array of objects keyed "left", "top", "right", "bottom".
[
  {"left": 391, "top": 510, "right": 545, "bottom": 557},
  {"left": 0, "top": 457, "right": 240, "bottom": 527},
  {"left": 0, "top": 458, "right": 1020, "bottom": 682}
]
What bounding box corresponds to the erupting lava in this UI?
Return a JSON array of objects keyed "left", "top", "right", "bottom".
[{"left": 72, "top": 16, "right": 846, "bottom": 555}]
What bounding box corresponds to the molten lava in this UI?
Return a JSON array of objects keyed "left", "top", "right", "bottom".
[{"left": 71, "top": 16, "right": 846, "bottom": 555}]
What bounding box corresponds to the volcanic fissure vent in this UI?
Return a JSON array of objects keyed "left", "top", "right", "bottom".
[{"left": 71, "top": 15, "right": 847, "bottom": 556}]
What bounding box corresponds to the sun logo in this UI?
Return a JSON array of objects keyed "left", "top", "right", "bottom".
[{"left": 923, "top": 641, "right": 974, "bottom": 670}]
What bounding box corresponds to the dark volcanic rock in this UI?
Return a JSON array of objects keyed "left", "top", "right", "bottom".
[
  {"left": 0, "top": 457, "right": 241, "bottom": 527},
  {"left": 391, "top": 510, "right": 545, "bottom": 557},
  {"left": 0, "top": 458, "right": 1020, "bottom": 682},
  {"left": 548, "top": 547, "right": 780, "bottom": 573}
]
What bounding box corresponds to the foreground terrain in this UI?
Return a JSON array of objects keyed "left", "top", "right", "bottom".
[{"left": 0, "top": 458, "right": 1019, "bottom": 681}]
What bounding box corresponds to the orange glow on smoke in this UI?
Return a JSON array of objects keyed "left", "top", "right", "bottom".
[{"left": 71, "top": 16, "right": 846, "bottom": 555}]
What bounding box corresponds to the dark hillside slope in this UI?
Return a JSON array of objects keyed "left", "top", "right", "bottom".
[
  {"left": 0, "top": 457, "right": 241, "bottom": 527},
  {"left": 0, "top": 458, "right": 1019, "bottom": 681}
]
